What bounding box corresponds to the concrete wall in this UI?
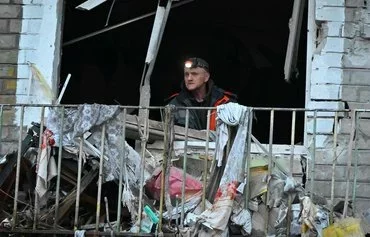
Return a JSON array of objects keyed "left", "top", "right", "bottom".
[
  {"left": 0, "top": 0, "right": 62, "bottom": 155},
  {"left": 307, "top": 0, "right": 370, "bottom": 212}
]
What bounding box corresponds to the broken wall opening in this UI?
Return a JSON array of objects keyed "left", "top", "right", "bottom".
[{"left": 59, "top": 0, "right": 307, "bottom": 144}]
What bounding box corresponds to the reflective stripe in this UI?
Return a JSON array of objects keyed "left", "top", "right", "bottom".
[{"left": 210, "top": 95, "right": 230, "bottom": 130}]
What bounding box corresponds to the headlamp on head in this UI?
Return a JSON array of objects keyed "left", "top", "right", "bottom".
[{"left": 184, "top": 57, "right": 209, "bottom": 72}]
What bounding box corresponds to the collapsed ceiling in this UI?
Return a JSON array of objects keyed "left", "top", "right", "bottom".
[{"left": 60, "top": 0, "right": 307, "bottom": 143}]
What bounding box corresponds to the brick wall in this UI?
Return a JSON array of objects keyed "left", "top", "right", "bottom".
[
  {"left": 0, "top": 0, "right": 22, "bottom": 155},
  {"left": 307, "top": 0, "right": 370, "bottom": 212}
]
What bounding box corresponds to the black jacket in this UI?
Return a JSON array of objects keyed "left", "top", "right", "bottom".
[{"left": 168, "top": 80, "right": 237, "bottom": 130}]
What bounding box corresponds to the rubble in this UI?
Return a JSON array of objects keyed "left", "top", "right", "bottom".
[{"left": 0, "top": 103, "right": 366, "bottom": 236}]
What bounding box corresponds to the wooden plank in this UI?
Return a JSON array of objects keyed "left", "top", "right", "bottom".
[
  {"left": 40, "top": 164, "right": 99, "bottom": 222},
  {"left": 125, "top": 114, "right": 211, "bottom": 141},
  {"left": 148, "top": 141, "right": 309, "bottom": 156}
]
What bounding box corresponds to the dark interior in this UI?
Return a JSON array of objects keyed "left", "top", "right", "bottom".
[{"left": 60, "top": 0, "right": 307, "bottom": 144}]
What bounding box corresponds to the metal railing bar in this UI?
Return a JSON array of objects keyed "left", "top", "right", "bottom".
[
  {"left": 265, "top": 109, "right": 274, "bottom": 235},
  {"left": 352, "top": 110, "right": 359, "bottom": 213},
  {"left": 286, "top": 110, "right": 296, "bottom": 236},
  {"left": 117, "top": 108, "right": 127, "bottom": 231},
  {"left": 12, "top": 105, "right": 24, "bottom": 229},
  {"left": 343, "top": 110, "right": 356, "bottom": 218},
  {"left": 244, "top": 109, "right": 253, "bottom": 208},
  {"left": 74, "top": 138, "right": 84, "bottom": 229},
  {"left": 0, "top": 105, "right": 3, "bottom": 154},
  {"left": 54, "top": 106, "right": 65, "bottom": 229},
  {"left": 138, "top": 108, "right": 149, "bottom": 231},
  {"left": 180, "top": 109, "right": 189, "bottom": 226},
  {"left": 310, "top": 111, "right": 317, "bottom": 199},
  {"left": 202, "top": 109, "right": 211, "bottom": 212},
  {"left": 330, "top": 112, "right": 338, "bottom": 224},
  {"left": 33, "top": 106, "right": 45, "bottom": 230},
  {"left": 95, "top": 124, "right": 106, "bottom": 231}
]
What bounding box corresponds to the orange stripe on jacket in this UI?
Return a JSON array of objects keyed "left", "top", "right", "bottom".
[{"left": 209, "top": 95, "right": 230, "bottom": 130}]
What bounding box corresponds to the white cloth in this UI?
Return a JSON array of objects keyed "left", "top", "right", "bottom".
[
  {"left": 35, "top": 129, "right": 57, "bottom": 197},
  {"left": 200, "top": 103, "right": 251, "bottom": 231},
  {"left": 215, "top": 102, "right": 250, "bottom": 186}
]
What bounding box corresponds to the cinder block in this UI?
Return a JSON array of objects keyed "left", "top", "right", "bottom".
[
  {"left": 18, "top": 19, "right": 41, "bottom": 34},
  {"left": 311, "top": 68, "right": 342, "bottom": 84},
  {"left": 13, "top": 0, "right": 43, "bottom": 4},
  {"left": 324, "top": 22, "right": 343, "bottom": 37},
  {"left": 316, "top": 0, "right": 345, "bottom": 7},
  {"left": 0, "top": 5, "right": 21, "bottom": 18},
  {"left": 0, "top": 94, "right": 15, "bottom": 104},
  {"left": 306, "top": 117, "right": 334, "bottom": 134},
  {"left": 342, "top": 69, "right": 370, "bottom": 85},
  {"left": 0, "top": 49, "right": 17, "bottom": 63},
  {"left": 19, "top": 34, "right": 38, "bottom": 49},
  {"left": 342, "top": 22, "right": 360, "bottom": 38},
  {"left": 314, "top": 148, "right": 370, "bottom": 166},
  {"left": 345, "top": 0, "right": 366, "bottom": 7},
  {"left": 22, "top": 5, "right": 43, "bottom": 19},
  {"left": 306, "top": 101, "right": 345, "bottom": 117},
  {"left": 312, "top": 52, "right": 343, "bottom": 68},
  {"left": 0, "top": 34, "right": 19, "bottom": 49},
  {"left": 311, "top": 180, "right": 370, "bottom": 198},
  {"left": 361, "top": 23, "right": 370, "bottom": 38},
  {"left": 347, "top": 102, "right": 370, "bottom": 110},
  {"left": 313, "top": 164, "right": 370, "bottom": 182},
  {"left": 9, "top": 19, "right": 21, "bottom": 33},
  {"left": 310, "top": 84, "right": 341, "bottom": 100},
  {"left": 322, "top": 37, "right": 350, "bottom": 53},
  {"left": 339, "top": 117, "right": 370, "bottom": 134},
  {"left": 342, "top": 85, "right": 370, "bottom": 102},
  {"left": 316, "top": 6, "right": 345, "bottom": 21},
  {"left": 0, "top": 79, "right": 17, "bottom": 94},
  {"left": 18, "top": 49, "right": 36, "bottom": 64},
  {"left": 344, "top": 8, "right": 363, "bottom": 22},
  {"left": 343, "top": 39, "right": 370, "bottom": 68},
  {"left": 0, "top": 65, "right": 16, "bottom": 78},
  {"left": 0, "top": 19, "right": 8, "bottom": 33}
]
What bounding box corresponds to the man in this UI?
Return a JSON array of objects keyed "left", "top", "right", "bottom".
[{"left": 168, "top": 57, "right": 237, "bottom": 130}]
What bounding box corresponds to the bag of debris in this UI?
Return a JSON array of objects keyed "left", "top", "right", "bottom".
[{"left": 145, "top": 166, "right": 202, "bottom": 201}]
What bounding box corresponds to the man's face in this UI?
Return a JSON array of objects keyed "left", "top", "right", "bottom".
[{"left": 184, "top": 67, "right": 210, "bottom": 91}]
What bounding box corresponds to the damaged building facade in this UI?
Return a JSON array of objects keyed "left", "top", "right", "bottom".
[{"left": 1, "top": 0, "right": 370, "bottom": 235}]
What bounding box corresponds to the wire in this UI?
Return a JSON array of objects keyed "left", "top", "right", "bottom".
[{"left": 0, "top": 188, "right": 34, "bottom": 208}]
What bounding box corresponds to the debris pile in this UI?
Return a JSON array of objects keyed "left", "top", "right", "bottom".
[{"left": 0, "top": 103, "right": 368, "bottom": 236}]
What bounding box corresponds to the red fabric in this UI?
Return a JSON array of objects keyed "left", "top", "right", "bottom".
[{"left": 146, "top": 166, "right": 203, "bottom": 200}]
